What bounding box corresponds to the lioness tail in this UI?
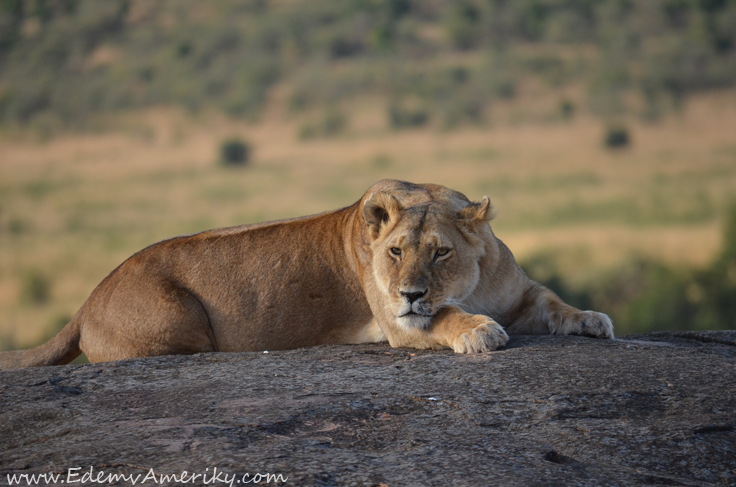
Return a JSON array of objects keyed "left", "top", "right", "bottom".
[{"left": 0, "top": 314, "right": 82, "bottom": 370}]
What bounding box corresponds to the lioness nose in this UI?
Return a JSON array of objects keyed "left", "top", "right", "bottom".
[{"left": 401, "top": 289, "right": 427, "bottom": 304}]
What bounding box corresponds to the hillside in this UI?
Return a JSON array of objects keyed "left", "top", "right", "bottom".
[{"left": 2, "top": 0, "right": 736, "bottom": 130}]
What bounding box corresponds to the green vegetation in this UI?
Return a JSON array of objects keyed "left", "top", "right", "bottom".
[
  {"left": 220, "top": 138, "right": 251, "bottom": 166},
  {"left": 21, "top": 269, "right": 51, "bottom": 305},
  {"left": 388, "top": 101, "right": 430, "bottom": 130},
  {"left": 523, "top": 202, "right": 736, "bottom": 335},
  {"left": 0, "top": 330, "right": 17, "bottom": 352},
  {"left": 1, "top": 0, "right": 735, "bottom": 130},
  {"left": 604, "top": 125, "right": 630, "bottom": 149}
]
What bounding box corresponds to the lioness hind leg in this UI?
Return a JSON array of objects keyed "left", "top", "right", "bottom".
[
  {"left": 430, "top": 306, "right": 509, "bottom": 353},
  {"left": 80, "top": 278, "right": 217, "bottom": 363}
]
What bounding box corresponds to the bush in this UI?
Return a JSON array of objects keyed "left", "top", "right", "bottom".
[
  {"left": 388, "top": 102, "right": 429, "bottom": 129},
  {"left": 219, "top": 138, "right": 251, "bottom": 166},
  {"left": 494, "top": 78, "right": 516, "bottom": 99},
  {"left": 446, "top": 3, "right": 483, "bottom": 50},
  {"left": 8, "top": 217, "right": 26, "bottom": 235},
  {"left": 321, "top": 110, "right": 347, "bottom": 136},
  {"left": 440, "top": 93, "right": 486, "bottom": 128},
  {"left": 559, "top": 99, "right": 575, "bottom": 119},
  {"left": 0, "top": 330, "right": 17, "bottom": 352},
  {"left": 22, "top": 270, "right": 51, "bottom": 306},
  {"left": 604, "top": 126, "right": 630, "bottom": 149}
]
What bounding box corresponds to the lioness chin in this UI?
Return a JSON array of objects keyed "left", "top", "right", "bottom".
[{"left": 0, "top": 179, "right": 613, "bottom": 369}]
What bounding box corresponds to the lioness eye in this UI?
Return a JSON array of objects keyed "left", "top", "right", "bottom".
[
  {"left": 390, "top": 247, "right": 402, "bottom": 256},
  {"left": 435, "top": 247, "right": 450, "bottom": 258}
]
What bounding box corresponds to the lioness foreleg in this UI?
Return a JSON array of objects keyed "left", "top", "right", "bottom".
[
  {"left": 506, "top": 284, "right": 614, "bottom": 338},
  {"left": 428, "top": 306, "right": 509, "bottom": 353}
]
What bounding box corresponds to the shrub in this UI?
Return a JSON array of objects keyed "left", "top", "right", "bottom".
[
  {"left": 8, "top": 217, "right": 25, "bottom": 235},
  {"left": 321, "top": 110, "right": 347, "bottom": 136},
  {"left": 388, "top": 102, "right": 429, "bottom": 129},
  {"left": 220, "top": 138, "right": 251, "bottom": 166},
  {"left": 494, "top": 79, "right": 516, "bottom": 99},
  {"left": 446, "top": 3, "right": 483, "bottom": 50},
  {"left": 604, "top": 126, "right": 630, "bottom": 149},
  {"left": 439, "top": 93, "right": 486, "bottom": 129},
  {"left": 22, "top": 270, "right": 51, "bottom": 305},
  {"left": 559, "top": 99, "right": 575, "bottom": 119},
  {"left": 0, "top": 330, "right": 17, "bottom": 352}
]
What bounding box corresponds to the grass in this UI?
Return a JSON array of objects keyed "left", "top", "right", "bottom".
[{"left": 1, "top": 89, "right": 736, "bottom": 347}]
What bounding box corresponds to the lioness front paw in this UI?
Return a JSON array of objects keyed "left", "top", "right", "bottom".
[
  {"left": 556, "top": 310, "right": 614, "bottom": 339},
  {"left": 452, "top": 317, "right": 509, "bottom": 353}
]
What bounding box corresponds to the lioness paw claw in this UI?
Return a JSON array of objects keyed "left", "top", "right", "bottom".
[
  {"left": 558, "top": 310, "right": 614, "bottom": 339},
  {"left": 452, "top": 320, "right": 509, "bottom": 353}
]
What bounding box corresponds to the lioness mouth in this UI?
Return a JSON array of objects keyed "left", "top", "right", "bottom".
[{"left": 399, "top": 310, "right": 431, "bottom": 318}]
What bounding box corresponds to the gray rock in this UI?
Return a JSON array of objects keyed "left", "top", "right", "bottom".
[{"left": 1, "top": 332, "right": 735, "bottom": 486}]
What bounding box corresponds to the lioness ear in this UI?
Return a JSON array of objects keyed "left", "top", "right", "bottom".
[
  {"left": 458, "top": 196, "right": 494, "bottom": 225},
  {"left": 363, "top": 192, "right": 402, "bottom": 239}
]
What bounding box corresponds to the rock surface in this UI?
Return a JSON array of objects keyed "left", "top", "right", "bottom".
[{"left": 1, "top": 332, "right": 735, "bottom": 487}]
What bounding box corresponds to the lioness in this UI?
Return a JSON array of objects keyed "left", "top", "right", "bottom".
[{"left": 0, "top": 180, "right": 613, "bottom": 369}]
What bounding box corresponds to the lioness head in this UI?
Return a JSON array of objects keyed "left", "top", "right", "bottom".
[{"left": 361, "top": 181, "right": 494, "bottom": 329}]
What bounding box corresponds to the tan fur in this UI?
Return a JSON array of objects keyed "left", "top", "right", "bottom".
[{"left": 0, "top": 180, "right": 613, "bottom": 369}]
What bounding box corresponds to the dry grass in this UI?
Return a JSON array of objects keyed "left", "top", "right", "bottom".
[{"left": 1, "top": 89, "right": 735, "bottom": 347}]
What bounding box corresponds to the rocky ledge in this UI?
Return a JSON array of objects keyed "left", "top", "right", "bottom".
[{"left": 1, "top": 332, "right": 735, "bottom": 486}]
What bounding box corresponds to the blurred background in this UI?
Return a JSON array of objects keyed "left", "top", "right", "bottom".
[{"left": 1, "top": 0, "right": 736, "bottom": 353}]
